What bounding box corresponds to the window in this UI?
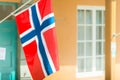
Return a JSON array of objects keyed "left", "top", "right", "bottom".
[{"left": 77, "top": 6, "right": 105, "bottom": 77}]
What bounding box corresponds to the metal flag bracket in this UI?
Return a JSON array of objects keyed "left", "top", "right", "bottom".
[
  {"left": 0, "top": 0, "right": 32, "bottom": 24},
  {"left": 112, "top": 33, "right": 120, "bottom": 38}
]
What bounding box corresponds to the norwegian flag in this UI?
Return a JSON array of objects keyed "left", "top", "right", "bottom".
[{"left": 15, "top": 0, "right": 59, "bottom": 80}]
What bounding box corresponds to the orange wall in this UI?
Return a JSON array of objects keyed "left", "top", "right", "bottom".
[
  {"left": 44, "top": 0, "right": 105, "bottom": 80},
  {"left": 0, "top": 0, "right": 105, "bottom": 80},
  {"left": 115, "top": 0, "right": 120, "bottom": 80},
  {"left": 75, "top": 0, "right": 105, "bottom": 6},
  {"left": 116, "top": 0, "right": 120, "bottom": 64}
]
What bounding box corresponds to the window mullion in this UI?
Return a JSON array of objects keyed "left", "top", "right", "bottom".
[
  {"left": 92, "top": 9, "right": 96, "bottom": 72},
  {"left": 101, "top": 11, "right": 104, "bottom": 57},
  {"left": 84, "top": 9, "right": 86, "bottom": 72},
  {"left": 101, "top": 10, "right": 105, "bottom": 70}
]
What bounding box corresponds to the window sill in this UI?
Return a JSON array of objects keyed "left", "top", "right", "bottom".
[{"left": 76, "top": 71, "right": 104, "bottom": 78}]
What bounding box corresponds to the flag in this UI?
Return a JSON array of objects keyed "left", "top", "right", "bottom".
[{"left": 15, "top": 0, "right": 59, "bottom": 80}]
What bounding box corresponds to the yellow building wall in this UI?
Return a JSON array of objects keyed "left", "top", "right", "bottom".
[{"left": 44, "top": 0, "right": 105, "bottom": 80}]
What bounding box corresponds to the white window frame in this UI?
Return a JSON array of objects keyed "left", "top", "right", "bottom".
[{"left": 76, "top": 6, "right": 105, "bottom": 78}]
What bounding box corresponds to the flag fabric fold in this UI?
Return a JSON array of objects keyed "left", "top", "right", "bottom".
[{"left": 15, "top": 0, "right": 59, "bottom": 80}]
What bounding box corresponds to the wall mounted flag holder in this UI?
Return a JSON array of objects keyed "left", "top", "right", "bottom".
[{"left": 112, "top": 33, "right": 120, "bottom": 38}]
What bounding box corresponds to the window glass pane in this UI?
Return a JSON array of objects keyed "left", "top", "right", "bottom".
[
  {"left": 78, "top": 10, "right": 84, "bottom": 24},
  {"left": 78, "top": 43, "right": 84, "bottom": 56},
  {"left": 102, "top": 26, "right": 105, "bottom": 39},
  {"left": 86, "top": 58, "right": 92, "bottom": 72},
  {"left": 101, "top": 57, "right": 105, "bottom": 70},
  {"left": 0, "top": 5, "right": 16, "bottom": 20},
  {"left": 86, "top": 10, "right": 92, "bottom": 24},
  {"left": 96, "top": 42, "right": 102, "bottom": 55},
  {"left": 97, "top": 58, "right": 105, "bottom": 71},
  {"left": 78, "top": 26, "right": 84, "bottom": 40},
  {"left": 96, "top": 26, "right": 102, "bottom": 39},
  {"left": 86, "top": 42, "right": 92, "bottom": 56},
  {"left": 96, "top": 57, "right": 104, "bottom": 71},
  {"left": 102, "top": 42, "right": 105, "bottom": 55},
  {"left": 86, "top": 26, "right": 92, "bottom": 40},
  {"left": 96, "top": 10, "right": 102, "bottom": 24},
  {"left": 78, "top": 58, "right": 85, "bottom": 72},
  {"left": 103, "top": 11, "right": 105, "bottom": 24}
]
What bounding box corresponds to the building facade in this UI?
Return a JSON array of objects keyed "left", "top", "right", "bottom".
[{"left": 2, "top": 0, "right": 120, "bottom": 80}]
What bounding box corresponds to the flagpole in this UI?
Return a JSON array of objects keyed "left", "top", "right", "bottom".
[{"left": 0, "top": 0, "right": 32, "bottom": 24}]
